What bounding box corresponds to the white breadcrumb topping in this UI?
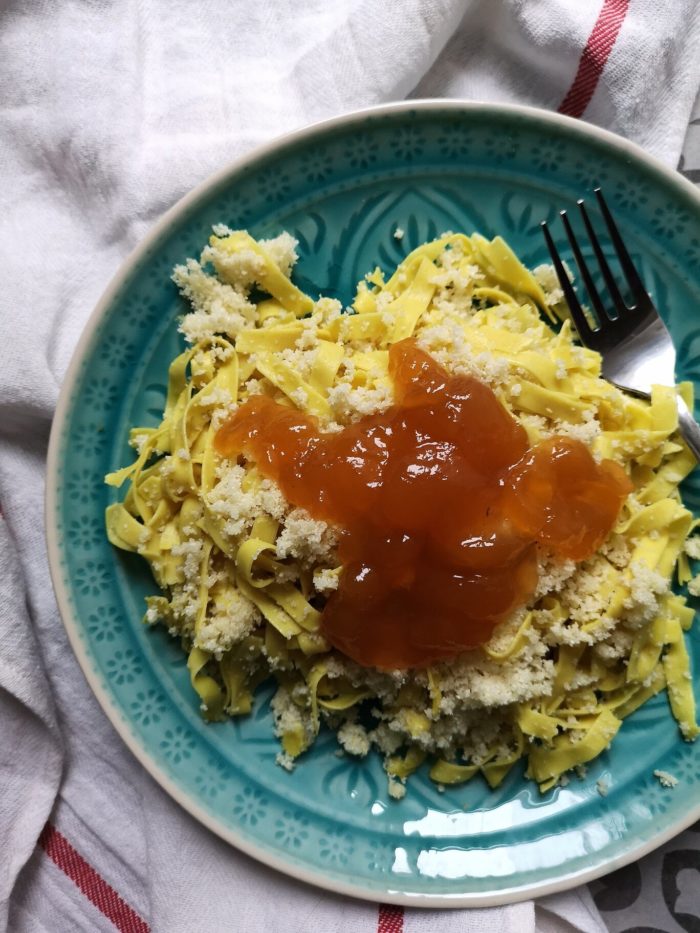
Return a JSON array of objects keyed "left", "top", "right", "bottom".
[
  {"left": 535, "top": 552, "right": 577, "bottom": 599},
  {"left": 206, "top": 463, "right": 287, "bottom": 538},
  {"left": 276, "top": 751, "right": 296, "bottom": 772},
  {"left": 196, "top": 589, "right": 260, "bottom": 658},
  {"left": 276, "top": 508, "right": 338, "bottom": 565},
  {"left": 533, "top": 263, "right": 564, "bottom": 306},
  {"left": 172, "top": 259, "right": 254, "bottom": 343},
  {"left": 653, "top": 769, "right": 679, "bottom": 788},
  {"left": 271, "top": 685, "right": 314, "bottom": 752},
  {"left": 327, "top": 381, "right": 393, "bottom": 421},
  {"left": 623, "top": 561, "right": 669, "bottom": 626},
  {"left": 131, "top": 432, "right": 149, "bottom": 453},
  {"left": 172, "top": 232, "right": 297, "bottom": 344},
  {"left": 313, "top": 568, "right": 340, "bottom": 593},
  {"left": 169, "top": 539, "right": 204, "bottom": 623},
  {"left": 337, "top": 721, "right": 371, "bottom": 757}
]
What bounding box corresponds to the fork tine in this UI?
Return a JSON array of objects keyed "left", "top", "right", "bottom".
[
  {"left": 577, "top": 198, "right": 627, "bottom": 313},
  {"left": 594, "top": 188, "right": 647, "bottom": 303},
  {"left": 559, "top": 210, "right": 609, "bottom": 326},
  {"left": 541, "top": 220, "right": 599, "bottom": 346}
]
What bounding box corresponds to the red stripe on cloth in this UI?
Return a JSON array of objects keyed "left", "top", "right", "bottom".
[
  {"left": 558, "top": 0, "right": 629, "bottom": 118},
  {"left": 378, "top": 904, "right": 404, "bottom": 933},
  {"left": 38, "top": 823, "right": 150, "bottom": 933}
]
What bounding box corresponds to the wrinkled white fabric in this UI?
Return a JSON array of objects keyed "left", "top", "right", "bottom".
[{"left": 1, "top": 1, "right": 699, "bottom": 931}]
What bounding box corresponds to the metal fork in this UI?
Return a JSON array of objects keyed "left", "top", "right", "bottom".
[{"left": 541, "top": 188, "right": 700, "bottom": 461}]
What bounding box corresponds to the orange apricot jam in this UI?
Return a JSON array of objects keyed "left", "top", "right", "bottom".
[{"left": 215, "top": 339, "right": 632, "bottom": 670}]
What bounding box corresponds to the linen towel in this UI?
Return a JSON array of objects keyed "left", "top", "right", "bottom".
[{"left": 1, "top": 2, "right": 699, "bottom": 930}]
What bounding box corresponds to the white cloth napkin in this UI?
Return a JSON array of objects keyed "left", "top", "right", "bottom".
[{"left": 1, "top": 2, "right": 699, "bottom": 931}]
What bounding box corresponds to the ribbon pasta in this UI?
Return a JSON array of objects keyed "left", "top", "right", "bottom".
[{"left": 105, "top": 227, "right": 699, "bottom": 796}]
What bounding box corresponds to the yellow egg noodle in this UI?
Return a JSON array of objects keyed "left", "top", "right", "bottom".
[{"left": 105, "top": 226, "right": 700, "bottom": 797}]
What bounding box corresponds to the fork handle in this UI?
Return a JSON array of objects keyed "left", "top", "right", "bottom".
[{"left": 677, "top": 396, "right": 700, "bottom": 462}]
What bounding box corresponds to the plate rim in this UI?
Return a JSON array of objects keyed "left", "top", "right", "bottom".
[{"left": 46, "top": 98, "right": 700, "bottom": 908}]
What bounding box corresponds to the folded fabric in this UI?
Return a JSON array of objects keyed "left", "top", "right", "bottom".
[{"left": 1, "top": 1, "right": 699, "bottom": 931}]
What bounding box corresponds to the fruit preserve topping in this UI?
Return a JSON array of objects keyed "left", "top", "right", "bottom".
[{"left": 216, "top": 339, "right": 632, "bottom": 670}]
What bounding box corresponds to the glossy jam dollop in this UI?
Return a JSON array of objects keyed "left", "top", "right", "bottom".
[{"left": 215, "top": 339, "right": 631, "bottom": 670}]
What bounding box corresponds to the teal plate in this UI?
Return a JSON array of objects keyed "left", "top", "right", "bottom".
[{"left": 46, "top": 102, "right": 700, "bottom": 907}]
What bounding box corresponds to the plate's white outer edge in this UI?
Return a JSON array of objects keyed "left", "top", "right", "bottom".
[{"left": 45, "top": 99, "right": 700, "bottom": 908}]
